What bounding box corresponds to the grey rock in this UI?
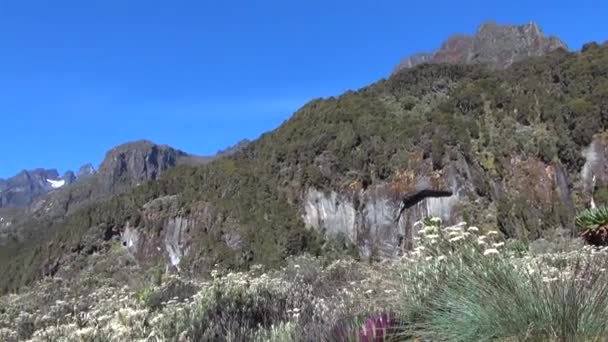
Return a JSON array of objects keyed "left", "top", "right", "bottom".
[
  {"left": 62, "top": 171, "right": 77, "bottom": 184},
  {"left": 76, "top": 163, "right": 96, "bottom": 179},
  {"left": 0, "top": 169, "right": 60, "bottom": 208},
  {"left": 394, "top": 21, "right": 568, "bottom": 74},
  {"left": 97, "top": 140, "right": 188, "bottom": 193}
]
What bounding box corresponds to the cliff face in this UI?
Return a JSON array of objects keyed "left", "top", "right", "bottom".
[
  {"left": 97, "top": 140, "right": 189, "bottom": 193},
  {"left": 394, "top": 22, "right": 567, "bottom": 73},
  {"left": 301, "top": 154, "right": 471, "bottom": 258}
]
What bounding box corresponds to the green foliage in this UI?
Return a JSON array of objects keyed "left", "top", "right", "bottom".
[
  {"left": 396, "top": 218, "right": 608, "bottom": 342},
  {"left": 505, "top": 238, "right": 529, "bottom": 257},
  {"left": 575, "top": 207, "right": 608, "bottom": 231},
  {"left": 420, "top": 257, "right": 608, "bottom": 341},
  {"left": 576, "top": 207, "right": 608, "bottom": 245}
]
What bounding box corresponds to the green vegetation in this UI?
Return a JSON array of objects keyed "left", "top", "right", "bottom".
[
  {"left": 2, "top": 44, "right": 608, "bottom": 294},
  {"left": 398, "top": 219, "right": 608, "bottom": 341},
  {"left": 576, "top": 207, "right": 608, "bottom": 245},
  {"left": 2, "top": 218, "right": 608, "bottom": 341}
]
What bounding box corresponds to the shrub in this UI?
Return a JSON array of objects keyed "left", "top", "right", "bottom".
[
  {"left": 396, "top": 217, "right": 608, "bottom": 341},
  {"left": 576, "top": 207, "right": 608, "bottom": 245}
]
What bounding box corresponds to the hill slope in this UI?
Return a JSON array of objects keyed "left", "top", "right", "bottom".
[{"left": 1, "top": 39, "right": 608, "bottom": 294}]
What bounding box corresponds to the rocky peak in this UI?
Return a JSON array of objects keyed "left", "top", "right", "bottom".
[
  {"left": 98, "top": 140, "right": 188, "bottom": 192},
  {"left": 0, "top": 169, "right": 61, "bottom": 208},
  {"left": 62, "top": 171, "right": 77, "bottom": 184},
  {"left": 394, "top": 21, "right": 568, "bottom": 73},
  {"left": 77, "top": 163, "right": 96, "bottom": 179}
]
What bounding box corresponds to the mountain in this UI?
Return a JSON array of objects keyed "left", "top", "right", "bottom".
[
  {"left": 1, "top": 25, "right": 607, "bottom": 295},
  {"left": 0, "top": 163, "right": 100, "bottom": 209},
  {"left": 394, "top": 21, "right": 567, "bottom": 73},
  {"left": 0, "top": 140, "right": 241, "bottom": 243},
  {"left": 0, "top": 139, "right": 248, "bottom": 222},
  {"left": 0, "top": 169, "right": 64, "bottom": 208},
  {"left": 77, "top": 164, "right": 96, "bottom": 179},
  {"left": 96, "top": 140, "right": 190, "bottom": 193}
]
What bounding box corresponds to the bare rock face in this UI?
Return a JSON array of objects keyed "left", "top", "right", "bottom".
[
  {"left": 394, "top": 21, "right": 567, "bottom": 73},
  {"left": 579, "top": 133, "right": 608, "bottom": 206},
  {"left": 115, "top": 195, "right": 242, "bottom": 272},
  {"left": 302, "top": 153, "right": 473, "bottom": 259},
  {"left": 76, "top": 164, "right": 96, "bottom": 179},
  {"left": 97, "top": 140, "right": 188, "bottom": 193}
]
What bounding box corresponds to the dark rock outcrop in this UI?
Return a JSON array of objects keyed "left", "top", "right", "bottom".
[
  {"left": 77, "top": 164, "right": 96, "bottom": 179},
  {"left": 394, "top": 21, "right": 567, "bottom": 73},
  {"left": 97, "top": 140, "right": 188, "bottom": 193}
]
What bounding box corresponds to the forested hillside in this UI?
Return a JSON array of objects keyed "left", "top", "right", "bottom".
[{"left": 1, "top": 43, "right": 607, "bottom": 294}]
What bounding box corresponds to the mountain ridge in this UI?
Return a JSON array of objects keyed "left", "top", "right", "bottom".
[{"left": 393, "top": 21, "right": 567, "bottom": 73}]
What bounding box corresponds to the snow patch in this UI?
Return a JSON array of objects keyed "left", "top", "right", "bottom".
[{"left": 46, "top": 179, "right": 66, "bottom": 189}]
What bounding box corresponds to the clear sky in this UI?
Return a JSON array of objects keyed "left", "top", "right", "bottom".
[{"left": 1, "top": 0, "right": 607, "bottom": 178}]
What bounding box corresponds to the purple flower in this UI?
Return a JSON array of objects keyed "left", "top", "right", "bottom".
[
  {"left": 331, "top": 312, "right": 398, "bottom": 342},
  {"left": 357, "top": 312, "right": 395, "bottom": 341}
]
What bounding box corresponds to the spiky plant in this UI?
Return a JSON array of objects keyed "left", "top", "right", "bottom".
[{"left": 575, "top": 207, "right": 608, "bottom": 246}]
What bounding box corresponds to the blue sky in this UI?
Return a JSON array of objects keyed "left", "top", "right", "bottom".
[{"left": 1, "top": 0, "right": 607, "bottom": 178}]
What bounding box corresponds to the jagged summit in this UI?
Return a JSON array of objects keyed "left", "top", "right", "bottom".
[
  {"left": 0, "top": 169, "right": 60, "bottom": 208},
  {"left": 393, "top": 21, "right": 567, "bottom": 73},
  {"left": 77, "top": 163, "right": 96, "bottom": 179}
]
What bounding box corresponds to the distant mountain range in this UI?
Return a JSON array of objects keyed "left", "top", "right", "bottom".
[
  {"left": 0, "top": 166, "right": 93, "bottom": 208},
  {"left": 0, "top": 139, "right": 249, "bottom": 212}
]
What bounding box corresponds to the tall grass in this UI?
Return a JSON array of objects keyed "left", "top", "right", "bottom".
[{"left": 396, "top": 219, "right": 608, "bottom": 342}]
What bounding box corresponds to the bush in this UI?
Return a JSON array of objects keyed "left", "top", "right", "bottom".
[
  {"left": 576, "top": 207, "right": 608, "bottom": 245},
  {"left": 395, "top": 218, "right": 608, "bottom": 341}
]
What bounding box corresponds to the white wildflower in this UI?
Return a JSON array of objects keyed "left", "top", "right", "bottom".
[
  {"left": 75, "top": 327, "right": 95, "bottom": 337},
  {"left": 483, "top": 249, "right": 499, "bottom": 256},
  {"left": 449, "top": 236, "right": 465, "bottom": 243}
]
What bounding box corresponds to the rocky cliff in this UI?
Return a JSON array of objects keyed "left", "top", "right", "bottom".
[
  {"left": 394, "top": 21, "right": 567, "bottom": 73},
  {"left": 97, "top": 140, "right": 189, "bottom": 193}
]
